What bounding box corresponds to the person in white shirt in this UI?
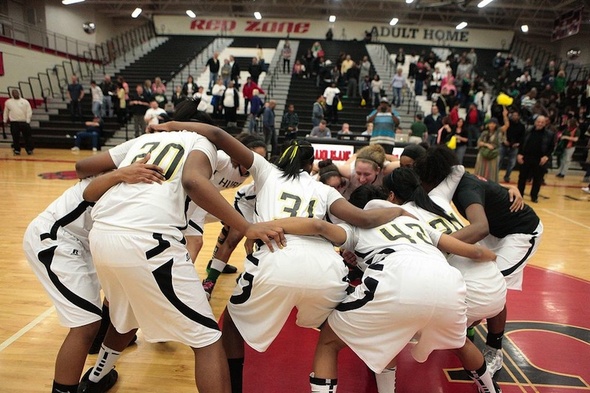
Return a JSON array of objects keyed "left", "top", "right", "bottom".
[
  {"left": 3, "top": 89, "right": 33, "bottom": 155},
  {"left": 143, "top": 100, "right": 167, "bottom": 126},
  {"left": 89, "top": 80, "right": 104, "bottom": 119},
  {"left": 192, "top": 86, "right": 211, "bottom": 112},
  {"left": 323, "top": 82, "right": 341, "bottom": 125}
]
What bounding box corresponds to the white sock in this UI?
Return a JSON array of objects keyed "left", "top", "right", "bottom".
[
  {"left": 210, "top": 258, "right": 227, "bottom": 272},
  {"left": 89, "top": 344, "right": 121, "bottom": 383},
  {"left": 310, "top": 372, "right": 338, "bottom": 392},
  {"left": 468, "top": 362, "right": 496, "bottom": 393},
  {"left": 375, "top": 367, "right": 396, "bottom": 393}
]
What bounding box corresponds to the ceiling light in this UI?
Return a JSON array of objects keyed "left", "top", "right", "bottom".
[
  {"left": 406, "top": 0, "right": 415, "bottom": 3},
  {"left": 329, "top": 15, "right": 336, "bottom": 22},
  {"left": 62, "top": 0, "right": 85, "bottom": 4},
  {"left": 456, "top": 22, "right": 468, "bottom": 30},
  {"left": 186, "top": 10, "right": 196, "bottom": 18},
  {"left": 390, "top": 18, "right": 399, "bottom": 26},
  {"left": 521, "top": 24, "right": 529, "bottom": 33},
  {"left": 254, "top": 12, "right": 262, "bottom": 20},
  {"left": 477, "top": 0, "right": 494, "bottom": 8},
  {"left": 131, "top": 7, "right": 142, "bottom": 18}
]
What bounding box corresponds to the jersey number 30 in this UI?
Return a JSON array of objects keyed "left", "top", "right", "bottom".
[{"left": 131, "top": 142, "right": 185, "bottom": 180}]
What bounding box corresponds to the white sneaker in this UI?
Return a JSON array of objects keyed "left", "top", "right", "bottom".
[
  {"left": 483, "top": 345, "right": 503, "bottom": 375},
  {"left": 92, "top": 147, "right": 98, "bottom": 152},
  {"left": 71, "top": 146, "right": 80, "bottom": 152},
  {"left": 582, "top": 187, "right": 590, "bottom": 194}
]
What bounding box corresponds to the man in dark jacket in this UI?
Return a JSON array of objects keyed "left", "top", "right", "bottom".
[{"left": 517, "top": 115, "right": 555, "bottom": 203}]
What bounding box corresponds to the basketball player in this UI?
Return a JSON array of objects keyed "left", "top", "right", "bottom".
[
  {"left": 267, "top": 188, "right": 499, "bottom": 393},
  {"left": 74, "top": 129, "right": 285, "bottom": 393},
  {"left": 415, "top": 146, "right": 543, "bottom": 376},
  {"left": 22, "top": 157, "right": 164, "bottom": 393},
  {"left": 148, "top": 120, "right": 412, "bottom": 393}
]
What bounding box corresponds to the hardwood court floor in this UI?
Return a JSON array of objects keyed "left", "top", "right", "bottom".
[{"left": 0, "top": 147, "right": 589, "bottom": 392}]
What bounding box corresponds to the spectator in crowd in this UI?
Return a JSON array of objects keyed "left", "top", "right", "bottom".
[
  {"left": 409, "top": 113, "right": 427, "bottom": 144},
  {"left": 310, "top": 120, "right": 332, "bottom": 138},
  {"left": 248, "top": 57, "right": 263, "bottom": 84},
  {"left": 262, "top": 100, "right": 278, "bottom": 155},
  {"left": 517, "top": 116, "right": 555, "bottom": 203},
  {"left": 220, "top": 59, "right": 232, "bottom": 87},
  {"left": 371, "top": 74, "right": 384, "bottom": 108},
  {"left": 280, "top": 104, "right": 299, "bottom": 140},
  {"left": 242, "top": 77, "right": 264, "bottom": 115},
  {"left": 500, "top": 110, "right": 526, "bottom": 183},
  {"left": 366, "top": 97, "right": 400, "bottom": 154},
  {"left": 424, "top": 105, "right": 443, "bottom": 146},
  {"left": 337, "top": 123, "right": 352, "bottom": 138},
  {"left": 361, "top": 122, "right": 373, "bottom": 137},
  {"left": 312, "top": 95, "right": 325, "bottom": 126},
  {"left": 453, "top": 118, "right": 469, "bottom": 165},
  {"left": 67, "top": 75, "right": 84, "bottom": 123},
  {"left": 223, "top": 81, "right": 239, "bottom": 129},
  {"left": 475, "top": 116, "right": 507, "bottom": 182},
  {"left": 390, "top": 68, "right": 406, "bottom": 107},
  {"left": 229, "top": 55, "right": 241, "bottom": 87},
  {"left": 192, "top": 86, "right": 211, "bottom": 112},
  {"left": 205, "top": 51, "right": 220, "bottom": 91},
  {"left": 210, "top": 78, "right": 226, "bottom": 117},
  {"left": 414, "top": 62, "right": 428, "bottom": 96},
  {"left": 89, "top": 80, "right": 103, "bottom": 119},
  {"left": 71, "top": 116, "right": 104, "bottom": 152},
  {"left": 282, "top": 41, "right": 292, "bottom": 74},
  {"left": 428, "top": 66, "right": 443, "bottom": 101},
  {"left": 395, "top": 48, "right": 405, "bottom": 69},
  {"left": 115, "top": 82, "right": 127, "bottom": 126},
  {"left": 323, "top": 82, "right": 341, "bottom": 126},
  {"left": 465, "top": 103, "right": 483, "bottom": 148},
  {"left": 143, "top": 79, "right": 153, "bottom": 99},
  {"left": 128, "top": 84, "right": 150, "bottom": 137},
  {"left": 292, "top": 60, "right": 305, "bottom": 78},
  {"left": 359, "top": 56, "right": 372, "bottom": 94},
  {"left": 360, "top": 75, "right": 372, "bottom": 107},
  {"left": 143, "top": 100, "right": 167, "bottom": 126},
  {"left": 3, "top": 89, "right": 33, "bottom": 155},
  {"left": 346, "top": 62, "right": 359, "bottom": 99},
  {"left": 555, "top": 118, "right": 581, "bottom": 178},
  {"left": 248, "top": 89, "right": 264, "bottom": 134},
  {"left": 181, "top": 75, "right": 197, "bottom": 97},
  {"left": 171, "top": 85, "right": 186, "bottom": 107},
  {"left": 99, "top": 75, "right": 116, "bottom": 118}
]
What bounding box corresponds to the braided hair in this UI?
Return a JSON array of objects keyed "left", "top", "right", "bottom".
[{"left": 276, "top": 139, "right": 315, "bottom": 180}]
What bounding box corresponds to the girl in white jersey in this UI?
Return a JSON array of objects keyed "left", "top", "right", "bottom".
[
  {"left": 149, "top": 120, "right": 412, "bottom": 393},
  {"left": 267, "top": 184, "right": 499, "bottom": 393},
  {"left": 22, "top": 158, "right": 163, "bottom": 393},
  {"left": 74, "top": 129, "right": 284, "bottom": 393}
]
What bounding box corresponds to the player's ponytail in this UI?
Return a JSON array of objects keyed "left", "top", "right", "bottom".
[
  {"left": 383, "top": 167, "right": 455, "bottom": 223},
  {"left": 276, "top": 139, "right": 314, "bottom": 180}
]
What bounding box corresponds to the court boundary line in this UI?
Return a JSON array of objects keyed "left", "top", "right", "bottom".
[{"left": 0, "top": 306, "right": 55, "bottom": 352}]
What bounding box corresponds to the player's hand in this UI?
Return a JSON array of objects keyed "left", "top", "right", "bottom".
[
  {"left": 341, "top": 249, "right": 358, "bottom": 267},
  {"left": 244, "top": 238, "right": 256, "bottom": 255},
  {"left": 244, "top": 223, "right": 286, "bottom": 252},
  {"left": 119, "top": 154, "right": 165, "bottom": 184},
  {"left": 507, "top": 186, "right": 524, "bottom": 212}
]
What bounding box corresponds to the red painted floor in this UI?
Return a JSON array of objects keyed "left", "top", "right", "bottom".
[{"left": 242, "top": 265, "right": 590, "bottom": 392}]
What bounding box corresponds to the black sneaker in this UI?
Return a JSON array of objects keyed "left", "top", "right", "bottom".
[
  {"left": 13, "top": 149, "right": 20, "bottom": 155},
  {"left": 26, "top": 150, "right": 33, "bottom": 155},
  {"left": 78, "top": 367, "right": 118, "bottom": 393}
]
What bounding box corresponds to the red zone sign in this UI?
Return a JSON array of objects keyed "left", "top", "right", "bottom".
[{"left": 190, "top": 19, "right": 311, "bottom": 34}]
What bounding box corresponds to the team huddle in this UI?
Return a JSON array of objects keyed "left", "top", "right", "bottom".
[{"left": 23, "top": 106, "right": 543, "bottom": 393}]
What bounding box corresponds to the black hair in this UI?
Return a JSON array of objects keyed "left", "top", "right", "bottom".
[
  {"left": 235, "top": 132, "right": 267, "bottom": 151},
  {"left": 414, "top": 145, "right": 458, "bottom": 189},
  {"left": 348, "top": 184, "right": 388, "bottom": 209},
  {"left": 317, "top": 159, "right": 341, "bottom": 184},
  {"left": 172, "top": 100, "right": 214, "bottom": 125},
  {"left": 383, "top": 167, "right": 454, "bottom": 222},
  {"left": 276, "top": 139, "right": 314, "bottom": 180}
]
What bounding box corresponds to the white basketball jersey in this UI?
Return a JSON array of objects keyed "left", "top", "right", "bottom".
[
  {"left": 234, "top": 182, "right": 257, "bottom": 223},
  {"left": 37, "top": 178, "right": 94, "bottom": 246},
  {"left": 339, "top": 200, "right": 444, "bottom": 272},
  {"left": 211, "top": 150, "right": 250, "bottom": 190},
  {"left": 91, "top": 131, "right": 217, "bottom": 239},
  {"left": 248, "top": 154, "right": 343, "bottom": 222}
]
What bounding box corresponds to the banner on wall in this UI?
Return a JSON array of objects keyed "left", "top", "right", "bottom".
[{"left": 153, "top": 15, "right": 514, "bottom": 50}]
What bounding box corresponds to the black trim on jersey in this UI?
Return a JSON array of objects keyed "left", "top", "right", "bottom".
[
  {"left": 234, "top": 192, "right": 256, "bottom": 217},
  {"left": 39, "top": 201, "right": 93, "bottom": 241},
  {"left": 145, "top": 233, "right": 171, "bottom": 260},
  {"left": 175, "top": 196, "right": 192, "bottom": 233},
  {"left": 187, "top": 220, "right": 204, "bottom": 235},
  {"left": 364, "top": 248, "right": 395, "bottom": 266},
  {"left": 500, "top": 234, "right": 537, "bottom": 277},
  {"left": 152, "top": 259, "right": 220, "bottom": 331},
  {"left": 246, "top": 254, "right": 259, "bottom": 266},
  {"left": 336, "top": 275, "right": 379, "bottom": 312},
  {"left": 354, "top": 249, "right": 372, "bottom": 259},
  {"left": 230, "top": 272, "right": 254, "bottom": 305},
  {"left": 37, "top": 245, "right": 102, "bottom": 317}
]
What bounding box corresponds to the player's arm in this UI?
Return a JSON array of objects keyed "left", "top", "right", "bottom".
[
  {"left": 449, "top": 203, "right": 489, "bottom": 244},
  {"left": 182, "top": 150, "right": 285, "bottom": 251},
  {"left": 76, "top": 151, "right": 117, "bottom": 178},
  {"left": 82, "top": 154, "right": 165, "bottom": 202},
  {"left": 270, "top": 217, "right": 347, "bottom": 246},
  {"left": 437, "top": 233, "right": 496, "bottom": 262},
  {"left": 329, "top": 198, "right": 415, "bottom": 228},
  {"left": 151, "top": 121, "right": 255, "bottom": 169}
]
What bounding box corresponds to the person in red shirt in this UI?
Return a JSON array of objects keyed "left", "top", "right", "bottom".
[{"left": 242, "top": 77, "right": 265, "bottom": 115}]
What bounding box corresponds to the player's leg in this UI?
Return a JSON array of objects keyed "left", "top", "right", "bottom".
[
  {"left": 193, "top": 340, "right": 231, "bottom": 393},
  {"left": 310, "top": 322, "right": 346, "bottom": 392},
  {"left": 186, "top": 234, "right": 204, "bottom": 263},
  {"left": 203, "top": 224, "right": 242, "bottom": 298},
  {"left": 221, "top": 308, "right": 246, "bottom": 393},
  {"left": 453, "top": 340, "right": 502, "bottom": 393}
]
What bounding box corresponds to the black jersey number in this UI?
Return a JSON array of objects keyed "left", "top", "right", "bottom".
[
  {"left": 280, "top": 192, "right": 317, "bottom": 217},
  {"left": 380, "top": 222, "right": 433, "bottom": 245},
  {"left": 429, "top": 211, "right": 464, "bottom": 235},
  {"left": 131, "top": 142, "right": 185, "bottom": 180}
]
